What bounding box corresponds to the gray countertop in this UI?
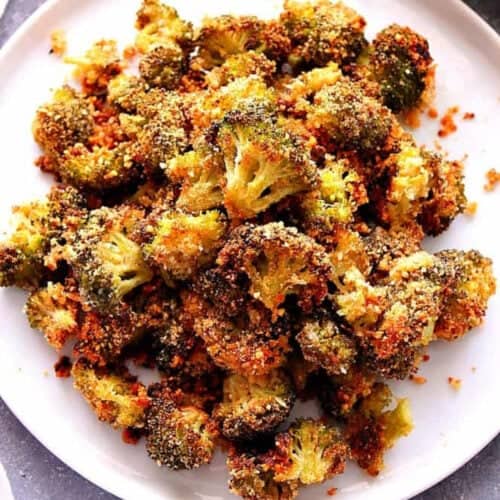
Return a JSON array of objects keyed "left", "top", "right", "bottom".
[{"left": 0, "top": 0, "right": 499, "bottom": 499}]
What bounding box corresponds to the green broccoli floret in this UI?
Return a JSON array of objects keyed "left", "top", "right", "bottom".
[
  {"left": 368, "top": 24, "right": 434, "bottom": 113},
  {"left": 107, "top": 75, "right": 149, "bottom": 113},
  {"left": 213, "top": 370, "right": 295, "bottom": 441},
  {"left": 216, "top": 106, "right": 317, "bottom": 219},
  {"left": 139, "top": 43, "right": 185, "bottom": 89},
  {"left": 145, "top": 384, "right": 218, "bottom": 469},
  {"left": 296, "top": 315, "right": 357, "bottom": 376},
  {"left": 138, "top": 208, "right": 227, "bottom": 283},
  {"left": 72, "top": 358, "right": 150, "bottom": 429},
  {"left": 72, "top": 207, "right": 153, "bottom": 312},
  {"left": 280, "top": 0, "right": 367, "bottom": 69}
]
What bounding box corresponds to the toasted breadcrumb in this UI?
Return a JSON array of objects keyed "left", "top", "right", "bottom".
[
  {"left": 422, "top": 354, "right": 430, "bottom": 362},
  {"left": 327, "top": 487, "right": 338, "bottom": 496},
  {"left": 409, "top": 375, "right": 427, "bottom": 385},
  {"left": 54, "top": 356, "right": 72, "bottom": 378},
  {"left": 122, "top": 427, "right": 142, "bottom": 445},
  {"left": 448, "top": 377, "right": 461, "bottom": 390},
  {"left": 463, "top": 112, "right": 475, "bottom": 121},
  {"left": 438, "top": 106, "right": 459, "bottom": 137},
  {"left": 427, "top": 107, "right": 438, "bottom": 119},
  {"left": 464, "top": 202, "right": 477, "bottom": 216},
  {"left": 50, "top": 30, "right": 67, "bottom": 57},
  {"left": 123, "top": 45, "right": 138, "bottom": 61},
  {"left": 484, "top": 169, "right": 500, "bottom": 192}
]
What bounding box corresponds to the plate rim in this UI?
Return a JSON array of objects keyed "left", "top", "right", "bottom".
[{"left": 0, "top": 0, "right": 499, "bottom": 499}]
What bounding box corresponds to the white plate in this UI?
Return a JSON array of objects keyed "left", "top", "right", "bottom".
[{"left": 0, "top": 0, "right": 499, "bottom": 499}]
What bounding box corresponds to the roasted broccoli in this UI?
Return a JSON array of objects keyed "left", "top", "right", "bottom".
[
  {"left": 280, "top": 0, "right": 367, "bottom": 69},
  {"left": 184, "top": 291, "right": 292, "bottom": 376},
  {"left": 138, "top": 208, "right": 227, "bottom": 283},
  {"left": 215, "top": 106, "right": 317, "bottom": 219},
  {"left": 270, "top": 418, "right": 349, "bottom": 485},
  {"left": 72, "top": 358, "right": 150, "bottom": 429},
  {"left": 72, "top": 206, "right": 153, "bottom": 312},
  {"left": 216, "top": 223, "right": 331, "bottom": 318},
  {"left": 107, "top": 74, "right": 149, "bottom": 113},
  {"left": 25, "top": 280, "right": 80, "bottom": 350},
  {"left": 145, "top": 384, "right": 218, "bottom": 469},
  {"left": 368, "top": 24, "right": 434, "bottom": 113},
  {"left": 434, "top": 250, "right": 496, "bottom": 341},
  {"left": 345, "top": 383, "right": 413, "bottom": 475},
  {"left": 213, "top": 370, "right": 295, "bottom": 441},
  {"left": 139, "top": 43, "right": 185, "bottom": 89},
  {"left": 166, "top": 149, "right": 225, "bottom": 213}
]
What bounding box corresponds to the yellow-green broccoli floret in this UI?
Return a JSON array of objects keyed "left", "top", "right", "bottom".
[
  {"left": 280, "top": 0, "right": 367, "bottom": 68},
  {"left": 145, "top": 384, "right": 218, "bottom": 469},
  {"left": 72, "top": 358, "right": 150, "bottom": 429},
  {"left": 213, "top": 370, "right": 295, "bottom": 441},
  {"left": 139, "top": 209, "right": 227, "bottom": 283},
  {"left": 107, "top": 75, "right": 149, "bottom": 113},
  {"left": 166, "top": 149, "right": 224, "bottom": 213},
  {"left": 270, "top": 418, "right": 349, "bottom": 486},
  {"left": 216, "top": 222, "right": 331, "bottom": 319},
  {"left": 216, "top": 106, "right": 317, "bottom": 220},
  {"left": 345, "top": 383, "right": 413, "bottom": 476},
  {"left": 139, "top": 43, "right": 185, "bottom": 89},
  {"left": 434, "top": 250, "right": 496, "bottom": 341},
  {"left": 135, "top": 0, "right": 193, "bottom": 53},
  {"left": 72, "top": 207, "right": 153, "bottom": 312},
  {"left": 25, "top": 280, "right": 80, "bottom": 350}
]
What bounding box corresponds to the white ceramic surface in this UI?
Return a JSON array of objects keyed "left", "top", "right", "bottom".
[{"left": 0, "top": 1, "right": 499, "bottom": 499}]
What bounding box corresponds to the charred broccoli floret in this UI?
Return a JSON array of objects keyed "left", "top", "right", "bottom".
[
  {"left": 345, "top": 383, "right": 413, "bottom": 475},
  {"left": 184, "top": 292, "right": 291, "bottom": 376},
  {"left": 139, "top": 43, "right": 185, "bottom": 89},
  {"left": 368, "top": 24, "right": 434, "bottom": 113},
  {"left": 107, "top": 74, "right": 149, "bottom": 113},
  {"left": 25, "top": 280, "right": 80, "bottom": 350},
  {"left": 72, "top": 207, "right": 153, "bottom": 312},
  {"left": 213, "top": 370, "right": 295, "bottom": 441},
  {"left": 145, "top": 384, "right": 218, "bottom": 469},
  {"left": 280, "top": 0, "right": 367, "bottom": 68},
  {"left": 227, "top": 447, "right": 299, "bottom": 500},
  {"left": 216, "top": 223, "right": 331, "bottom": 318},
  {"left": 270, "top": 418, "right": 349, "bottom": 485},
  {"left": 135, "top": 0, "right": 193, "bottom": 53},
  {"left": 308, "top": 78, "right": 394, "bottom": 155},
  {"left": 139, "top": 208, "right": 227, "bottom": 283},
  {"left": 33, "top": 86, "right": 94, "bottom": 159},
  {"left": 296, "top": 315, "right": 357, "bottom": 376},
  {"left": 166, "top": 149, "right": 224, "bottom": 213},
  {"left": 216, "top": 107, "right": 317, "bottom": 220},
  {"left": 434, "top": 250, "right": 496, "bottom": 341},
  {"left": 72, "top": 358, "right": 150, "bottom": 429}
]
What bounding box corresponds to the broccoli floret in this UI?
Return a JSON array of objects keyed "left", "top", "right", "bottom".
[
  {"left": 270, "top": 419, "right": 349, "bottom": 485},
  {"left": 65, "top": 39, "right": 122, "bottom": 96},
  {"left": 72, "top": 358, "right": 150, "bottom": 429},
  {"left": 280, "top": 0, "right": 367, "bottom": 69},
  {"left": 227, "top": 447, "right": 299, "bottom": 500},
  {"left": 216, "top": 106, "right": 317, "bottom": 219},
  {"left": 145, "top": 385, "right": 218, "bottom": 469},
  {"left": 139, "top": 43, "right": 185, "bottom": 89},
  {"left": 308, "top": 78, "right": 394, "bottom": 155},
  {"left": 205, "top": 51, "right": 276, "bottom": 89},
  {"left": 166, "top": 149, "right": 224, "bottom": 213},
  {"left": 72, "top": 207, "right": 153, "bottom": 312},
  {"left": 216, "top": 223, "right": 331, "bottom": 318},
  {"left": 345, "top": 383, "right": 413, "bottom": 475},
  {"left": 139, "top": 208, "right": 227, "bottom": 283},
  {"left": 184, "top": 291, "right": 292, "bottom": 377},
  {"left": 286, "top": 350, "right": 318, "bottom": 398},
  {"left": 297, "top": 315, "right": 357, "bottom": 376},
  {"left": 214, "top": 370, "right": 295, "bottom": 441},
  {"left": 107, "top": 75, "right": 149, "bottom": 113},
  {"left": 135, "top": 0, "right": 193, "bottom": 53},
  {"left": 32, "top": 86, "right": 94, "bottom": 159},
  {"left": 369, "top": 24, "right": 434, "bottom": 113},
  {"left": 0, "top": 200, "right": 49, "bottom": 289},
  {"left": 25, "top": 280, "right": 80, "bottom": 350},
  {"left": 434, "top": 250, "right": 496, "bottom": 341}
]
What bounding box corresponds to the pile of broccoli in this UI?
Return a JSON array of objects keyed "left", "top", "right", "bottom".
[{"left": 1, "top": 0, "right": 495, "bottom": 497}]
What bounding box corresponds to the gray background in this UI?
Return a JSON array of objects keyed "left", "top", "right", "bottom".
[{"left": 0, "top": 0, "right": 499, "bottom": 499}]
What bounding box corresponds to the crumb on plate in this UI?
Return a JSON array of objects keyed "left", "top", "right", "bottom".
[
  {"left": 464, "top": 201, "right": 477, "bottom": 216},
  {"left": 50, "top": 29, "right": 67, "bottom": 57},
  {"left": 54, "top": 355, "right": 72, "bottom": 378},
  {"left": 448, "top": 377, "right": 461, "bottom": 390},
  {"left": 484, "top": 169, "right": 500, "bottom": 191},
  {"left": 438, "top": 106, "right": 459, "bottom": 137}
]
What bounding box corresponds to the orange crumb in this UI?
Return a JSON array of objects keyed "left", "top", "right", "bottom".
[
  {"left": 464, "top": 201, "right": 477, "bottom": 216},
  {"left": 484, "top": 169, "right": 500, "bottom": 192},
  {"left": 327, "top": 487, "right": 338, "bottom": 496},
  {"left": 402, "top": 108, "right": 421, "bottom": 129},
  {"left": 438, "top": 106, "right": 459, "bottom": 138},
  {"left": 433, "top": 140, "right": 443, "bottom": 152},
  {"left": 410, "top": 375, "right": 427, "bottom": 385},
  {"left": 423, "top": 354, "right": 430, "bottom": 362},
  {"left": 54, "top": 356, "right": 72, "bottom": 378},
  {"left": 427, "top": 107, "right": 439, "bottom": 119},
  {"left": 463, "top": 112, "right": 475, "bottom": 121},
  {"left": 123, "top": 45, "right": 138, "bottom": 61},
  {"left": 50, "top": 29, "right": 67, "bottom": 57},
  {"left": 122, "top": 428, "right": 141, "bottom": 445},
  {"left": 448, "top": 377, "right": 461, "bottom": 390}
]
